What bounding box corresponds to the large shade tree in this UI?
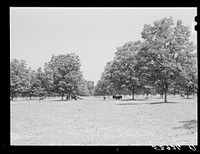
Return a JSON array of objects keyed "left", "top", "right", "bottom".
[
  {"left": 10, "top": 59, "right": 29, "bottom": 100},
  {"left": 138, "top": 17, "right": 197, "bottom": 102},
  {"left": 105, "top": 41, "right": 142, "bottom": 99},
  {"left": 45, "top": 53, "right": 82, "bottom": 100}
]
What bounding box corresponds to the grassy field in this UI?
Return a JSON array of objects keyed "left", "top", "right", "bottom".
[{"left": 11, "top": 95, "right": 197, "bottom": 145}]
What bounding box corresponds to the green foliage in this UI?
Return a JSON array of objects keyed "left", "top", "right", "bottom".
[
  {"left": 10, "top": 53, "right": 95, "bottom": 100},
  {"left": 95, "top": 41, "right": 142, "bottom": 99},
  {"left": 10, "top": 59, "right": 29, "bottom": 100},
  {"left": 86, "top": 80, "right": 95, "bottom": 95},
  {"left": 94, "top": 78, "right": 112, "bottom": 96},
  {"left": 95, "top": 17, "right": 197, "bottom": 102},
  {"left": 24, "top": 70, "right": 44, "bottom": 99},
  {"left": 10, "top": 17, "right": 197, "bottom": 102},
  {"left": 45, "top": 53, "right": 83, "bottom": 99},
  {"left": 43, "top": 64, "right": 54, "bottom": 97},
  {"left": 78, "top": 79, "right": 90, "bottom": 96},
  {"left": 138, "top": 17, "right": 197, "bottom": 102},
  {"left": 177, "top": 48, "right": 197, "bottom": 98}
]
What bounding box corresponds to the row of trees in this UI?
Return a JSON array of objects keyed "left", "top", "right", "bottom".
[
  {"left": 94, "top": 17, "right": 197, "bottom": 102},
  {"left": 10, "top": 53, "right": 95, "bottom": 101}
]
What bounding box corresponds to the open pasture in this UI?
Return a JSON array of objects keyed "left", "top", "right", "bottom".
[{"left": 11, "top": 96, "right": 197, "bottom": 145}]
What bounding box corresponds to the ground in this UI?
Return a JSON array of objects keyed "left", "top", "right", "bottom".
[{"left": 10, "top": 95, "right": 197, "bottom": 145}]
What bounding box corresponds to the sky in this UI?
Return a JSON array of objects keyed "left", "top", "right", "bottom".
[{"left": 10, "top": 7, "right": 197, "bottom": 84}]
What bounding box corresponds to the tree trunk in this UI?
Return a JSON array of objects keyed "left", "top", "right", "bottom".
[
  {"left": 61, "top": 93, "right": 64, "bottom": 101},
  {"left": 11, "top": 90, "right": 14, "bottom": 101},
  {"left": 186, "top": 90, "right": 189, "bottom": 99},
  {"left": 164, "top": 91, "right": 167, "bottom": 102},
  {"left": 66, "top": 94, "right": 70, "bottom": 100},
  {"left": 164, "top": 86, "right": 168, "bottom": 103},
  {"left": 145, "top": 93, "right": 149, "bottom": 99},
  {"left": 132, "top": 90, "right": 135, "bottom": 100},
  {"left": 186, "top": 84, "right": 190, "bottom": 99},
  {"left": 30, "top": 94, "right": 32, "bottom": 100}
]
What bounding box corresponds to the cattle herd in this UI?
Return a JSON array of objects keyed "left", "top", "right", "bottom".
[
  {"left": 102, "top": 95, "right": 122, "bottom": 100},
  {"left": 112, "top": 95, "right": 122, "bottom": 100}
]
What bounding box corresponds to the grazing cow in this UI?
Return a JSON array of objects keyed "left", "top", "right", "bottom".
[
  {"left": 76, "top": 96, "right": 83, "bottom": 100},
  {"left": 103, "top": 97, "right": 106, "bottom": 100},
  {"left": 116, "top": 95, "right": 122, "bottom": 100},
  {"left": 71, "top": 95, "right": 77, "bottom": 100},
  {"left": 39, "top": 96, "right": 45, "bottom": 101},
  {"left": 181, "top": 94, "right": 185, "bottom": 98},
  {"left": 113, "top": 95, "right": 122, "bottom": 100}
]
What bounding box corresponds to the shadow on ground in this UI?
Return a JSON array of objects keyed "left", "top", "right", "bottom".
[
  {"left": 10, "top": 99, "right": 41, "bottom": 102},
  {"left": 49, "top": 99, "right": 82, "bottom": 102},
  {"left": 49, "top": 99, "right": 69, "bottom": 101},
  {"left": 149, "top": 101, "right": 178, "bottom": 105},
  {"left": 116, "top": 102, "right": 143, "bottom": 105},
  {"left": 121, "top": 98, "right": 148, "bottom": 101},
  {"left": 173, "top": 120, "right": 197, "bottom": 131},
  {"left": 116, "top": 101, "right": 179, "bottom": 106}
]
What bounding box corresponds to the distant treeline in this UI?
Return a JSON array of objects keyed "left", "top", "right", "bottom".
[{"left": 10, "top": 53, "right": 95, "bottom": 101}]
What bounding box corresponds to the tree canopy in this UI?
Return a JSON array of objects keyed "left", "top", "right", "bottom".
[
  {"left": 10, "top": 17, "right": 197, "bottom": 102},
  {"left": 94, "top": 17, "right": 197, "bottom": 102}
]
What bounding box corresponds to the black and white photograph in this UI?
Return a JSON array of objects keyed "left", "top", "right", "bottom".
[{"left": 10, "top": 7, "right": 197, "bottom": 146}]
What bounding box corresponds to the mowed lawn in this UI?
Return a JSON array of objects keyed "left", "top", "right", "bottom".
[{"left": 11, "top": 96, "right": 197, "bottom": 145}]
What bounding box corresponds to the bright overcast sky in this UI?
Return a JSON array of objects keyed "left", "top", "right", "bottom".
[{"left": 10, "top": 7, "right": 197, "bottom": 84}]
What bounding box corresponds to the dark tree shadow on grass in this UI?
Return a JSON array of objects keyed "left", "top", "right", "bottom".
[
  {"left": 149, "top": 101, "right": 179, "bottom": 105},
  {"left": 10, "top": 99, "right": 41, "bottom": 102},
  {"left": 116, "top": 102, "right": 143, "bottom": 105},
  {"left": 50, "top": 99, "right": 73, "bottom": 102},
  {"left": 178, "top": 97, "right": 195, "bottom": 100},
  {"left": 116, "top": 101, "right": 179, "bottom": 106},
  {"left": 49, "top": 98, "right": 84, "bottom": 102},
  {"left": 173, "top": 120, "right": 197, "bottom": 131},
  {"left": 121, "top": 98, "right": 147, "bottom": 101}
]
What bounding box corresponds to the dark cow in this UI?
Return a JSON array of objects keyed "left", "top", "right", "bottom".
[
  {"left": 39, "top": 96, "right": 45, "bottom": 101},
  {"left": 103, "top": 97, "right": 106, "bottom": 100},
  {"left": 116, "top": 95, "right": 122, "bottom": 100},
  {"left": 113, "top": 95, "right": 122, "bottom": 100},
  {"left": 71, "top": 95, "right": 77, "bottom": 101},
  {"left": 181, "top": 94, "right": 185, "bottom": 98}
]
